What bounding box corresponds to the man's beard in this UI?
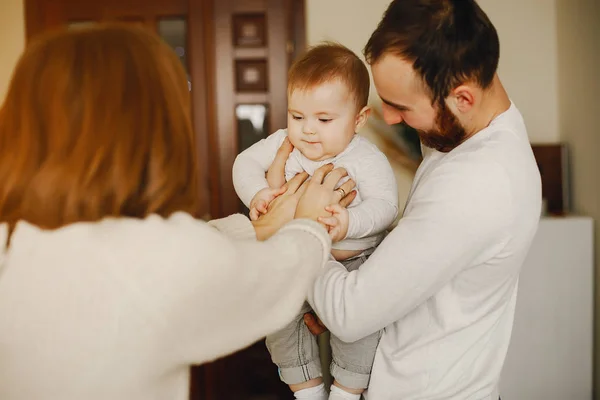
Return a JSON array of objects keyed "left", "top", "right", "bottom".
[{"left": 416, "top": 102, "right": 468, "bottom": 153}]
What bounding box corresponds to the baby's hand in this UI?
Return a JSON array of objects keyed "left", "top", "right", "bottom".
[
  {"left": 249, "top": 186, "right": 287, "bottom": 221},
  {"left": 318, "top": 203, "right": 350, "bottom": 242}
]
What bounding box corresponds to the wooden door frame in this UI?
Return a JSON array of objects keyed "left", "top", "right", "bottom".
[{"left": 211, "top": 0, "right": 306, "bottom": 218}]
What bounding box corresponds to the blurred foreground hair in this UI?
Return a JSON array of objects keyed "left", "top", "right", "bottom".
[{"left": 0, "top": 24, "right": 198, "bottom": 230}]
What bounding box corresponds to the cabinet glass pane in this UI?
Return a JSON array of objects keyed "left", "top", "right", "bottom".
[
  {"left": 68, "top": 21, "right": 97, "bottom": 30},
  {"left": 158, "top": 18, "right": 189, "bottom": 91},
  {"left": 236, "top": 104, "right": 269, "bottom": 153},
  {"left": 158, "top": 18, "right": 187, "bottom": 69},
  {"left": 236, "top": 104, "right": 269, "bottom": 214}
]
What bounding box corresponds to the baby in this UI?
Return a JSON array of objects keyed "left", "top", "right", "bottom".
[{"left": 232, "top": 43, "right": 398, "bottom": 400}]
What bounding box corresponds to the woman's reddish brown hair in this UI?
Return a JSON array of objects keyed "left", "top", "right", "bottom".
[{"left": 0, "top": 23, "right": 197, "bottom": 230}]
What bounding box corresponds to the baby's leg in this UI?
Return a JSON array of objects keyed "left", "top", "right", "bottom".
[
  {"left": 329, "top": 329, "right": 382, "bottom": 399},
  {"left": 327, "top": 253, "right": 380, "bottom": 399},
  {"left": 266, "top": 302, "right": 326, "bottom": 399}
]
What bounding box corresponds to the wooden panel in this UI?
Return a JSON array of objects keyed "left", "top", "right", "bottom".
[
  {"left": 214, "top": 0, "right": 238, "bottom": 218},
  {"left": 288, "top": 0, "right": 306, "bottom": 66},
  {"left": 24, "top": 0, "right": 211, "bottom": 220},
  {"left": 532, "top": 144, "right": 569, "bottom": 215},
  {"left": 46, "top": 0, "right": 187, "bottom": 21},
  {"left": 267, "top": 0, "right": 288, "bottom": 132},
  {"left": 233, "top": 47, "right": 268, "bottom": 59},
  {"left": 236, "top": 93, "right": 269, "bottom": 104},
  {"left": 188, "top": 0, "right": 215, "bottom": 219},
  {"left": 233, "top": 0, "right": 267, "bottom": 12}
]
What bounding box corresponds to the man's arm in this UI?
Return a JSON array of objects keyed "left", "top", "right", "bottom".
[
  {"left": 307, "top": 161, "right": 512, "bottom": 342},
  {"left": 345, "top": 151, "right": 399, "bottom": 239}
]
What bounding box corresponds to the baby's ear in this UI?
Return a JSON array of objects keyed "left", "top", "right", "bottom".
[{"left": 355, "top": 106, "right": 371, "bottom": 130}]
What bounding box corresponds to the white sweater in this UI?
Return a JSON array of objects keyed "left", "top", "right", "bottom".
[
  {"left": 0, "top": 213, "right": 331, "bottom": 400},
  {"left": 233, "top": 129, "right": 399, "bottom": 251},
  {"left": 308, "top": 103, "right": 542, "bottom": 399}
]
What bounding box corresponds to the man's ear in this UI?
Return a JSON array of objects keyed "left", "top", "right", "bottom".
[
  {"left": 450, "top": 84, "right": 476, "bottom": 113},
  {"left": 355, "top": 106, "right": 371, "bottom": 130}
]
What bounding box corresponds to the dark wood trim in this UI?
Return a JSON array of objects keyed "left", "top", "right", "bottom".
[
  {"left": 24, "top": 0, "right": 65, "bottom": 41},
  {"left": 213, "top": 0, "right": 238, "bottom": 218},
  {"left": 24, "top": 0, "right": 186, "bottom": 40},
  {"left": 233, "top": 47, "right": 268, "bottom": 59},
  {"left": 24, "top": 0, "right": 42, "bottom": 40},
  {"left": 188, "top": 0, "right": 213, "bottom": 219},
  {"left": 290, "top": 0, "right": 306, "bottom": 65},
  {"left": 41, "top": 0, "right": 187, "bottom": 21},
  {"left": 267, "top": 0, "right": 288, "bottom": 133},
  {"left": 233, "top": 0, "right": 267, "bottom": 13},
  {"left": 236, "top": 93, "right": 269, "bottom": 104}
]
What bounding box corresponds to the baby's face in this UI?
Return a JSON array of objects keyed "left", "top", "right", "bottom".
[{"left": 287, "top": 80, "right": 362, "bottom": 161}]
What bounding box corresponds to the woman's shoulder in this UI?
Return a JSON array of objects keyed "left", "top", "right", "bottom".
[{"left": 8, "top": 212, "right": 236, "bottom": 262}]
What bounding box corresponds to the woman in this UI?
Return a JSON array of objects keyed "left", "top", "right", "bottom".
[{"left": 0, "top": 24, "right": 354, "bottom": 399}]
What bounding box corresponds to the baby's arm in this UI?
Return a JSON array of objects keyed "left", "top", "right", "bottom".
[
  {"left": 232, "top": 129, "right": 288, "bottom": 208},
  {"left": 345, "top": 151, "right": 399, "bottom": 239}
]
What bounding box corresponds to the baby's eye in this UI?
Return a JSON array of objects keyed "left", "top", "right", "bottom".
[
  {"left": 292, "top": 115, "right": 303, "bottom": 120},
  {"left": 319, "top": 118, "right": 332, "bottom": 123}
]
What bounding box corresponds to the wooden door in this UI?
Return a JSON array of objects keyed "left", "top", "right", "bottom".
[
  {"left": 24, "top": 0, "right": 214, "bottom": 220},
  {"left": 209, "top": 0, "right": 306, "bottom": 219}
]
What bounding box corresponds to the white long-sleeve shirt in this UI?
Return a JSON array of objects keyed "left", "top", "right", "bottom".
[
  {"left": 233, "top": 129, "right": 399, "bottom": 250},
  {"left": 0, "top": 213, "right": 331, "bottom": 400},
  {"left": 308, "top": 103, "right": 542, "bottom": 399}
]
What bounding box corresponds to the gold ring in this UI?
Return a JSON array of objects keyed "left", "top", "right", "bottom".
[{"left": 337, "top": 188, "right": 346, "bottom": 197}]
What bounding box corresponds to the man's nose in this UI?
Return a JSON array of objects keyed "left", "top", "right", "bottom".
[{"left": 383, "top": 105, "right": 403, "bottom": 125}]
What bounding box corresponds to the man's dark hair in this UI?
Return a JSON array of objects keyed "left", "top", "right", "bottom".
[{"left": 364, "top": 0, "right": 500, "bottom": 105}]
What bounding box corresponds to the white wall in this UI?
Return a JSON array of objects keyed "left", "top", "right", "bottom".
[
  {"left": 306, "top": 0, "right": 418, "bottom": 211},
  {"left": 307, "top": 0, "right": 561, "bottom": 145},
  {"left": 478, "top": 0, "right": 560, "bottom": 143},
  {"left": 555, "top": 0, "right": 600, "bottom": 394},
  {"left": 0, "top": 0, "right": 25, "bottom": 102}
]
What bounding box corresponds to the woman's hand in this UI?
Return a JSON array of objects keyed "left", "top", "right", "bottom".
[
  {"left": 251, "top": 164, "right": 356, "bottom": 241},
  {"left": 251, "top": 171, "right": 310, "bottom": 241}
]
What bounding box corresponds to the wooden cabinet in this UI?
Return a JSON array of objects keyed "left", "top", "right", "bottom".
[{"left": 24, "top": 0, "right": 305, "bottom": 398}]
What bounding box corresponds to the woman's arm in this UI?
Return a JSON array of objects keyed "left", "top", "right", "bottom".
[
  {"left": 169, "top": 215, "right": 332, "bottom": 365},
  {"left": 162, "top": 164, "right": 356, "bottom": 365}
]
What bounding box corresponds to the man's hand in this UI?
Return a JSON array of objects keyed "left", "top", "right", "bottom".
[
  {"left": 294, "top": 165, "right": 356, "bottom": 224},
  {"left": 303, "top": 312, "right": 328, "bottom": 336},
  {"left": 249, "top": 186, "right": 287, "bottom": 221}
]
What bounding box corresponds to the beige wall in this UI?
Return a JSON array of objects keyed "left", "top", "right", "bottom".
[
  {"left": 306, "top": 0, "right": 416, "bottom": 211},
  {"left": 478, "top": 0, "right": 560, "bottom": 143},
  {"left": 556, "top": 0, "right": 600, "bottom": 394},
  {"left": 0, "top": 0, "right": 25, "bottom": 102},
  {"left": 306, "top": 0, "right": 561, "bottom": 144}
]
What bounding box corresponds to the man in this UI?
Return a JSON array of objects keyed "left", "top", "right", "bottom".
[{"left": 303, "top": 0, "right": 542, "bottom": 399}]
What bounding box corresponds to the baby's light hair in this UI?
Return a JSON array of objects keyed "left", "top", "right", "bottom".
[{"left": 288, "top": 42, "right": 370, "bottom": 111}]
